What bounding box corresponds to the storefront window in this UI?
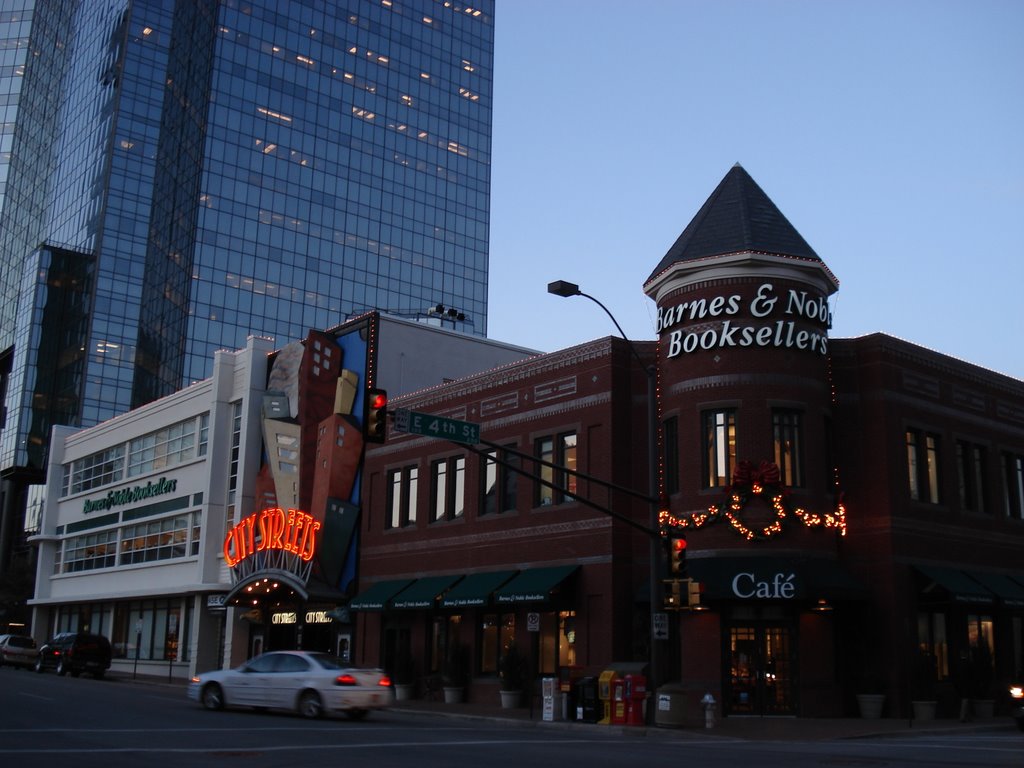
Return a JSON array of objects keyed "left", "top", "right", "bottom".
[
  {"left": 537, "top": 610, "right": 577, "bottom": 676},
  {"left": 480, "top": 613, "right": 514, "bottom": 674},
  {"left": 917, "top": 611, "right": 949, "bottom": 679},
  {"left": 110, "top": 599, "right": 191, "bottom": 661}
]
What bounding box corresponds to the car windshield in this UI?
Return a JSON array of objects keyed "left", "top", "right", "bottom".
[
  {"left": 308, "top": 652, "right": 346, "bottom": 670},
  {"left": 8, "top": 636, "right": 35, "bottom": 648}
]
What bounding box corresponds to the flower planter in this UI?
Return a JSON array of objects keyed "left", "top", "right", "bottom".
[
  {"left": 971, "top": 698, "right": 994, "bottom": 718},
  {"left": 856, "top": 693, "right": 885, "bottom": 719},
  {"left": 394, "top": 683, "right": 415, "bottom": 701},
  {"left": 911, "top": 700, "right": 937, "bottom": 720},
  {"left": 443, "top": 686, "right": 463, "bottom": 704},
  {"left": 500, "top": 689, "right": 522, "bottom": 709}
]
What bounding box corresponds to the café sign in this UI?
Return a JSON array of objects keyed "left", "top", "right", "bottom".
[
  {"left": 657, "top": 282, "right": 831, "bottom": 359},
  {"left": 732, "top": 571, "right": 797, "bottom": 600}
]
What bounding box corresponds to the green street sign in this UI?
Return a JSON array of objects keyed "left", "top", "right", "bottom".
[{"left": 394, "top": 408, "right": 480, "bottom": 445}]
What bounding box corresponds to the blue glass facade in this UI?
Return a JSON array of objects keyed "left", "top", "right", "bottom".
[
  {"left": 0, "top": 0, "right": 493, "bottom": 551},
  {"left": 0, "top": 0, "right": 492, "bottom": 459}
]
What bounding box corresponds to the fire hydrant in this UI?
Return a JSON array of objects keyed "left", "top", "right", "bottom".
[{"left": 700, "top": 693, "right": 716, "bottom": 728}]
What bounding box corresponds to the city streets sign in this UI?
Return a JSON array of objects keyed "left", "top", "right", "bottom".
[{"left": 657, "top": 282, "right": 831, "bottom": 359}]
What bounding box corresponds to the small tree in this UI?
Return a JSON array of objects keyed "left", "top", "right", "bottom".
[
  {"left": 498, "top": 642, "right": 526, "bottom": 692},
  {"left": 968, "top": 641, "right": 994, "bottom": 699},
  {"left": 911, "top": 647, "right": 937, "bottom": 701},
  {"left": 442, "top": 641, "right": 469, "bottom": 688}
]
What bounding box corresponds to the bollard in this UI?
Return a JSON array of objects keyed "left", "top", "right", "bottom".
[{"left": 701, "top": 693, "right": 716, "bottom": 728}]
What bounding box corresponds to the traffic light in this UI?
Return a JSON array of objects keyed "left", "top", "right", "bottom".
[
  {"left": 668, "top": 534, "right": 687, "bottom": 577},
  {"left": 364, "top": 388, "right": 388, "bottom": 443},
  {"left": 687, "top": 579, "right": 702, "bottom": 609},
  {"left": 663, "top": 579, "right": 682, "bottom": 611}
]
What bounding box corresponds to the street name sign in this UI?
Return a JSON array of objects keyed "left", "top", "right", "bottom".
[{"left": 393, "top": 408, "right": 480, "bottom": 445}]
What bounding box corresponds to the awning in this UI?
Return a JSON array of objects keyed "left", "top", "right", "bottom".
[
  {"left": 495, "top": 565, "right": 578, "bottom": 604},
  {"left": 391, "top": 575, "right": 464, "bottom": 610},
  {"left": 965, "top": 571, "right": 1024, "bottom": 607},
  {"left": 687, "top": 557, "right": 866, "bottom": 602},
  {"left": 916, "top": 566, "right": 994, "bottom": 605},
  {"left": 441, "top": 570, "right": 518, "bottom": 608},
  {"left": 349, "top": 578, "right": 415, "bottom": 611}
]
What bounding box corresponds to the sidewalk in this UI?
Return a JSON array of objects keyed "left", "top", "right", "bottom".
[{"left": 390, "top": 695, "right": 1014, "bottom": 741}]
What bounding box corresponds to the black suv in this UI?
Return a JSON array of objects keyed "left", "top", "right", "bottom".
[{"left": 35, "top": 632, "right": 112, "bottom": 678}]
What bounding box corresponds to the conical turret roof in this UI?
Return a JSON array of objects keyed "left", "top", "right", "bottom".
[{"left": 646, "top": 164, "right": 821, "bottom": 285}]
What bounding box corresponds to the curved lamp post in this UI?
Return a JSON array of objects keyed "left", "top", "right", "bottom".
[{"left": 547, "top": 280, "right": 663, "bottom": 708}]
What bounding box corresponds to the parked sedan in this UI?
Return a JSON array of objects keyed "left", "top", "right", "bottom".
[
  {"left": 0, "top": 634, "right": 37, "bottom": 669},
  {"left": 188, "top": 650, "right": 392, "bottom": 719}
]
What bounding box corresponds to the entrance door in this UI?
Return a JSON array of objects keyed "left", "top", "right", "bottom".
[{"left": 727, "top": 624, "right": 795, "bottom": 716}]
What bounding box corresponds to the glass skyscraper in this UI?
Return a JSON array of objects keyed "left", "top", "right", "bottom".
[{"left": 0, "top": 0, "right": 493, "bottom": 568}]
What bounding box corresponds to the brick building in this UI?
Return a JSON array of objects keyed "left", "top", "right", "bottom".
[{"left": 353, "top": 165, "right": 1024, "bottom": 721}]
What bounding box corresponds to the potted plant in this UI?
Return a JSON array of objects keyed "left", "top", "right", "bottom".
[
  {"left": 855, "top": 670, "right": 885, "bottom": 719},
  {"left": 442, "top": 641, "right": 469, "bottom": 703},
  {"left": 910, "top": 647, "right": 938, "bottom": 720},
  {"left": 393, "top": 650, "right": 416, "bottom": 701},
  {"left": 498, "top": 641, "right": 526, "bottom": 709}
]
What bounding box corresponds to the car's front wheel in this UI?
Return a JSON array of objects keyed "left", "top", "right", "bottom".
[
  {"left": 201, "top": 683, "right": 225, "bottom": 711},
  {"left": 297, "top": 690, "right": 323, "bottom": 719}
]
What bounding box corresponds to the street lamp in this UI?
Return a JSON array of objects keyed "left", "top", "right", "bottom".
[{"left": 547, "top": 279, "right": 664, "bottom": 704}]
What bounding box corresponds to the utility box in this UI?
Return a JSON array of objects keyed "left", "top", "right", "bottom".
[{"left": 654, "top": 682, "right": 688, "bottom": 729}]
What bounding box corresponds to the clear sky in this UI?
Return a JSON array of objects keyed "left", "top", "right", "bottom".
[{"left": 486, "top": 0, "right": 1024, "bottom": 381}]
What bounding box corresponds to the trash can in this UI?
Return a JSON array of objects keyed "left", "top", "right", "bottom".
[
  {"left": 575, "top": 676, "right": 599, "bottom": 723},
  {"left": 654, "top": 682, "right": 687, "bottom": 729}
]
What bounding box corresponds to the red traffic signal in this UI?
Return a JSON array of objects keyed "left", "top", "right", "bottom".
[
  {"left": 669, "top": 535, "right": 687, "bottom": 576},
  {"left": 364, "top": 388, "right": 388, "bottom": 443}
]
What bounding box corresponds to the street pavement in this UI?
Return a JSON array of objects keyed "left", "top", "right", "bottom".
[{"left": 112, "top": 670, "right": 1015, "bottom": 741}]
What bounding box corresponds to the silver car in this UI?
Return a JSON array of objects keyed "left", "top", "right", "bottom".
[
  {"left": 188, "top": 650, "right": 393, "bottom": 719},
  {"left": 0, "top": 634, "right": 37, "bottom": 669}
]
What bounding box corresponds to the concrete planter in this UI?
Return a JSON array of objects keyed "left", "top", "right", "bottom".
[
  {"left": 911, "top": 700, "right": 937, "bottom": 720},
  {"left": 500, "top": 689, "right": 522, "bottom": 709},
  {"left": 394, "top": 683, "right": 415, "bottom": 701},
  {"left": 972, "top": 698, "right": 995, "bottom": 718},
  {"left": 856, "top": 693, "right": 885, "bottom": 719},
  {"left": 443, "top": 686, "right": 463, "bottom": 704}
]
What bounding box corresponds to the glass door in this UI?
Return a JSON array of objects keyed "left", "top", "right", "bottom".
[{"left": 727, "top": 624, "right": 795, "bottom": 715}]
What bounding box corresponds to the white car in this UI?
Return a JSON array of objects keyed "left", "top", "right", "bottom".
[{"left": 188, "top": 650, "right": 393, "bottom": 719}]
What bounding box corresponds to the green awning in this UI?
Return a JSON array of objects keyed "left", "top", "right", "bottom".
[
  {"left": 967, "top": 571, "right": 1024, "bottom": 607},
  {"left": 349, "top": 578, "right": 415, "bottom": 611},
  {"left": 391, "top": 575, "right": 464, "bottom": 610},
  {"left": 916, "top": 566, "right": 994, "bottom": 605},
  {"left": 495, "top": 565, "right": 578, "bottom": 604},
  {"left": 441, "top": 570, "right": 518, "bottom": 608}
]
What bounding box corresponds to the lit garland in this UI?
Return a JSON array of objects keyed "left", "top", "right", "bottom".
[{"left": 659, "top": 460, "right": 847, "bottom": 541}]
